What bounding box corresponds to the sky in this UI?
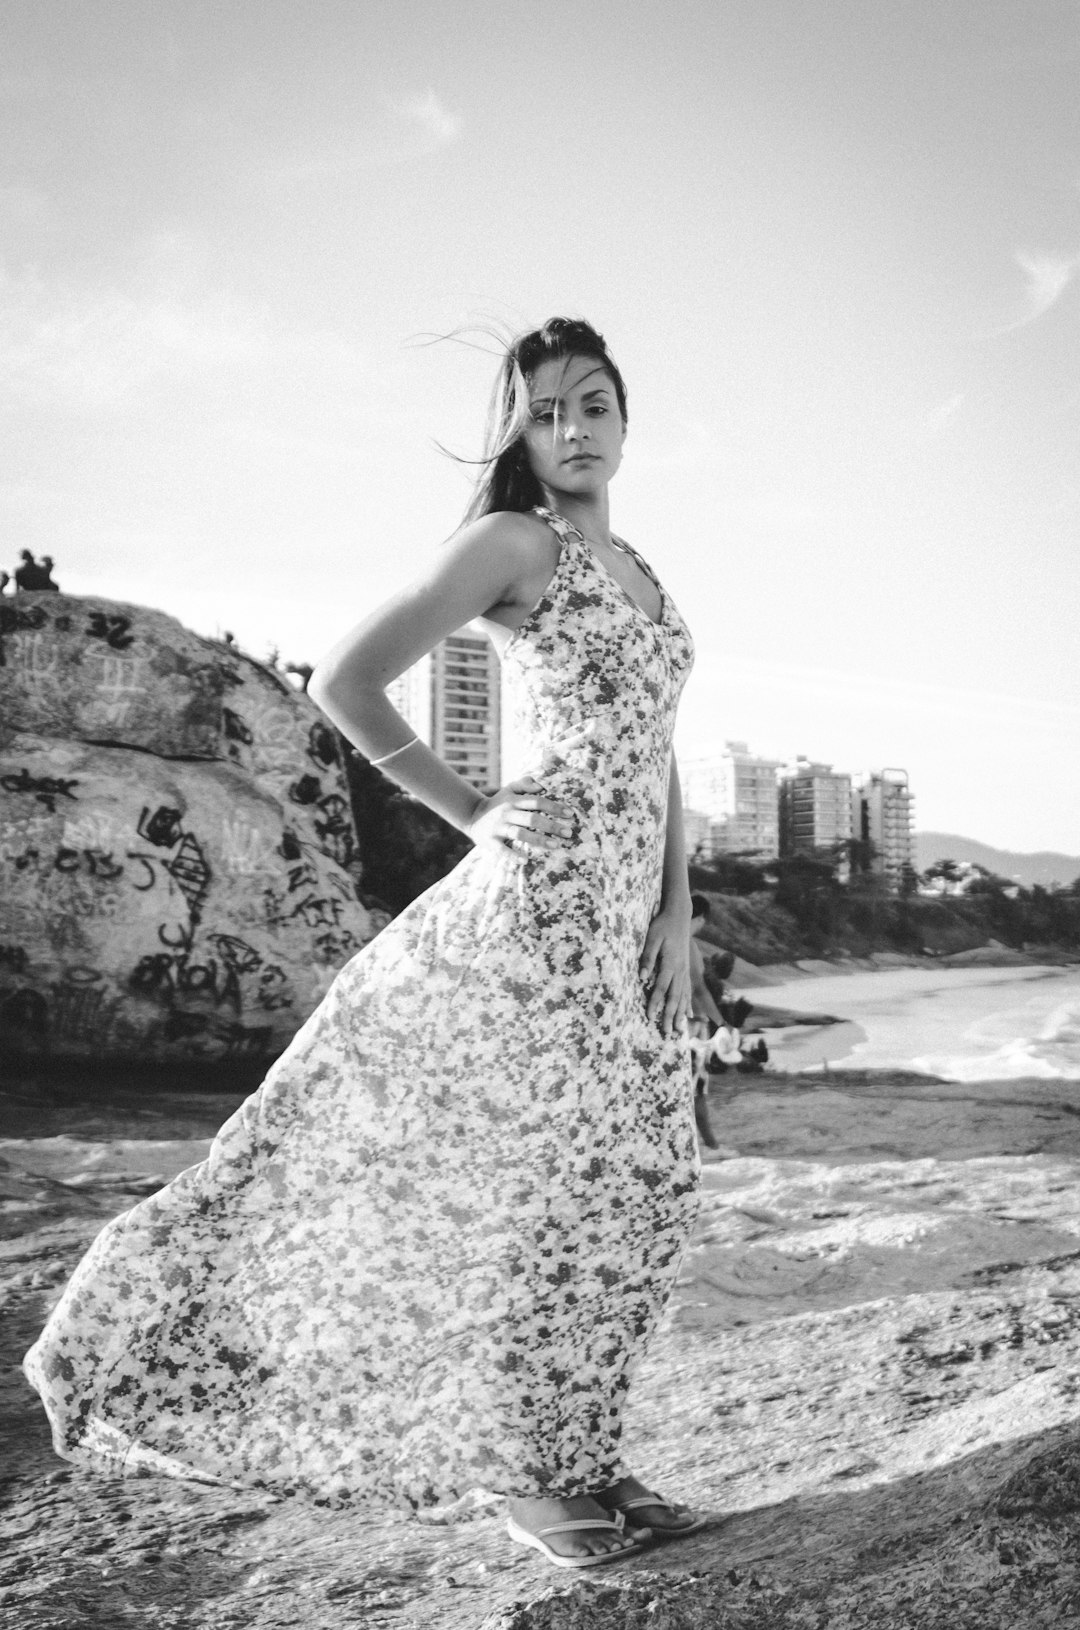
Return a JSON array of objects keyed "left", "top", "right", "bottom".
[{"left": 2, "top": 0, "right": 1078, "bottom": 854}]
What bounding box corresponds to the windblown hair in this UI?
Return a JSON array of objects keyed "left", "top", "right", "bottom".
[{"left": 460, "top": 318, "right": 628, "bottom": 526}]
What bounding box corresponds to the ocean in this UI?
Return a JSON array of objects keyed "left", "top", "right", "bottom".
[{"left": 753, "top": 964, "right": 1080, "bottom": 1081}]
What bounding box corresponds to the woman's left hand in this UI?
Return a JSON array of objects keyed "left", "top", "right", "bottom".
[{"left": 639, "top": 905, "right": 693, "bottom": 1038}]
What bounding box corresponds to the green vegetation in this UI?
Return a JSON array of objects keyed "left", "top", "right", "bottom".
[
  {"left": 690, "top": 849, "right": 1080, "bottom": 965},
  {"left": 341, "top": 746, "right": 471, "bottom": 914}
]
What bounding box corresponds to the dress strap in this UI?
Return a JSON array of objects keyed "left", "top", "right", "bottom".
[
  {"left": 533, "top": 505, "right": 584, "bottom": 544},
  {"left": 611, "top": 533, "right": 663, "bottom": 594},
  {"left": 535, "top": 506, "right": 663, "bottom": 599}
]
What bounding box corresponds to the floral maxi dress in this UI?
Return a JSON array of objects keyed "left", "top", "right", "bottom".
[{"left": 25, "top": 507, "right": 700, "bottom": 1509}]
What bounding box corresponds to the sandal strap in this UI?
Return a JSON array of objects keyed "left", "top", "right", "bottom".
[
  {"left": 536, "top": 1515, "right": 626, "bottom": 1538},
  {"left": 615, "top": 1493, "right": 678, "bottom": 1514}
]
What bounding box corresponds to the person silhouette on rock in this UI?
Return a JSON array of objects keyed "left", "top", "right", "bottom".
[{"left": 12, "top": 551, "right": 58, "bottom": 591}]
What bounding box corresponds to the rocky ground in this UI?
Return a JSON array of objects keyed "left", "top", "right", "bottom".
[{"left": 3, "top": 1066, "right": 1080, "bottom": 1629}]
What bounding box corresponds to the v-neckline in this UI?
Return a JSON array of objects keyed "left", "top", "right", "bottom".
[{"left": 539, "top": 508, "right": 666, "bottom": 630}]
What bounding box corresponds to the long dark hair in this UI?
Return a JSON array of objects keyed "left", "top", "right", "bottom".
[{"left": 459, "top": 318, "right": 628, "bottom": 526}]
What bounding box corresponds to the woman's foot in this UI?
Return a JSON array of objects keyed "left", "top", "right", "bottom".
[
  {"left": 593, "top": 1475, "right": 706, "bottom": 1539},
  {"left": 506, "top": 1494, "right": 649, "bottom": 1564}
]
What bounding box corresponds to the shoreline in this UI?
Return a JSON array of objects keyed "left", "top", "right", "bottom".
[
  {"left": 735, "top": 959, "right": 1080, "bottom": 1083},
  {"left": 729, "top": 944, "right": 1080, "bottom": 990}
]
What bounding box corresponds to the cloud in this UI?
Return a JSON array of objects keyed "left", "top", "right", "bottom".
[
  {"left": 393, "top": 91, "right": 462, "bottom": 152},
  {"left": 992, "top": 249, "right": 1080, "bottom": 334}
]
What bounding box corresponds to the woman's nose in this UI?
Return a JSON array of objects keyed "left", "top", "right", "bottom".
[{"left": 560, "top": 416, "right": 588, "bottom": 441}]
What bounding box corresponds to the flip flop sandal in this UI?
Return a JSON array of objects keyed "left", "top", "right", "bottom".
[
  {"left": 505, "top": 1509, "right": 643, "bottom": 1569},
  {"left": 598, "top": 1490, "right": 708, "bottom": 1540}
]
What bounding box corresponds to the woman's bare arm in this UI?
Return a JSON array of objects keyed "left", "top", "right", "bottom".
[
  {"left": 638, "top": 752, "right": 693, "bottom": 1036},
  {"left": 307, "top": 513, "right": 552, "bottom": 834},
  {"left": 659, "top": 754, "right": 692, "bottom": 916}
]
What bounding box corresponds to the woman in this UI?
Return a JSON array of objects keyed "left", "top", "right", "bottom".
[{"left": 25, "top": 317, "right": 703, "bottom": 1569}]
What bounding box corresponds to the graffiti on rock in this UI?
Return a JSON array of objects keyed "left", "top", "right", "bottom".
[
  {"left": 86, "top": 611, "right": 135, "bottom": 651},
  {"left": 222, "top": 707, "right": 254, "bottom": 747},
  {"left": 6, "top": 629, "right": 60, "bottom": 687},
  {"left": 254, "top": 964, "right": 291, "bottom": 1010},
  {"left": 311, "top": 928, "right": 363, "bottom": 966},
  {"left": 94, "top": 653, "right": 148, "bottom": 727},
  {"left": 285, "top": 775, "right": 357, "bottom": 869},
  {"left": 51, "top": 965, "right": 118, "bottom": 1043},
  {"left": 129, "top": 929, "right": 295, "bottom": 1022},
  {"left": 209, "top": 933, "right": 264, "bottom": 976},
  {"left": 130, "top": 948, "right": 242, "bottom": 1013},
  {"left": 0, "top": 601, "right": 49, "bottom": 667},
  {"left": 0, "top": 768, "right": 80, "bottom": 813},
  {"left": 0, "top": 603, "right": 368, "bottom": 1060},
  {"left": 0, "top": 603, "right": 50, "bottom": 637},
  {"left": 313, "top": 792, "right": 356, "bottom": 869},
  {"left": 244, "top": 694, "right": 301, "bottom": 768},
  {"left": 221, "top": 815, "right": 279, "bottom": 877},
  {"left": 289, "top": 773, "right": 321, "bottom": 806},
  {"left": 137, "top": 804, "right": 185, "bottom": 849},
  {"left": 164, "top": 833, "right": 212, "bottom": 921},
  {"left": 307, "top": 721, "right": 339, "bottom": 769},
  {"left": 53, "top": 846, "right": 125, "bottom": 880}
]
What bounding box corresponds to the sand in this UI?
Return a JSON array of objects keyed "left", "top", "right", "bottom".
[{"left": 742, "top": 963, "right": 1080, "bottom": 1079}]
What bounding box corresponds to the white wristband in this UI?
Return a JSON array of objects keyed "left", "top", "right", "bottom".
[{"left": 370, "top": 735, "right": 420, "bottom": 767}]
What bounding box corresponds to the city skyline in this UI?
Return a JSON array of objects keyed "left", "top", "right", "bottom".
[
  {"left": 681, "top": 742, "right": 916, "bottom": 890},
  {"left": 2, "top": 2, "right": 1077, "bottom": 853}
]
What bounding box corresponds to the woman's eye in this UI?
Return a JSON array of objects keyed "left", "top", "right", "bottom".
[
  {"left": 587, "top": 405, "right": 608, "bottom": 416},
  {"left": 531, "top": 411, "right": 554, "bottom": 425}
]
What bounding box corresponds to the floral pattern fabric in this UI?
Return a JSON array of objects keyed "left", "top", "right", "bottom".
[{"left": 25, "top": 507, "right": 700, "bottom": 1509}]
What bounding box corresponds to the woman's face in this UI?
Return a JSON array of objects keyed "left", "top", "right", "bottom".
[{"left": 522, "top": 353, "right": 626, "bottom": 499}]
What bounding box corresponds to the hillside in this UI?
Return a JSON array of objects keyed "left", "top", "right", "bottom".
[
  {"left": 916, "top": 831, "right": 1080, "bottom": 889},
  {"left": 688, "top": 875, "right": 1080, "bottom": 969}
]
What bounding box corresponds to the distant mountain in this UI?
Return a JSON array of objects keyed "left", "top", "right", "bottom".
[{"left": 915, "top": 832, "right": 1080, "bottom": 889}]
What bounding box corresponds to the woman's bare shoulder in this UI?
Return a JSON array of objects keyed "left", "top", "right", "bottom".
[
  {"left": 448, "top": 508, "right": 557, "bottom": 570},
  {"left": 439, "top": 511, "right": 560, "bottom": 626}
]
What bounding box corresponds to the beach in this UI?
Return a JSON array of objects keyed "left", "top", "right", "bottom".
[
  {"left": 4, "top": 964, "right": 1080, "bottom": 1627},
  {"left": 748, "top": 962, "right": 1080, "bottom": 1081}
]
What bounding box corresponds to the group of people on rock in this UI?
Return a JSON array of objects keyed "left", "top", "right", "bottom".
[
  {"left": 1, "top": 551, "right": 59, "bottom": 593},
  {"left": 687, "top": 893, "right": 769, "bottom": 1147}
]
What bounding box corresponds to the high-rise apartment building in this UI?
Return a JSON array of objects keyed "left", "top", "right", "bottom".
[
  {"left": 779, "top": 759, "right": 853, "bottom": 863},
  {"left": 386, "top": 626, "right": 501, "bottom": 791},
  {"left": 681, "top": 741, "right": 781, "bottom": 858},
  {"left": 853, "top": 768, "right": 915, "bottom": 891}
]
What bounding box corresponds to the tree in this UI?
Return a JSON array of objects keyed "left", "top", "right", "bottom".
[
  {"left": 837, "top": 836, "right": 877, "bottom": 878},
  {"left": 339, "top": 742, "right": 471, "bottom": 914},
  {"left": 688, "top": 853, "right": 771, "bottom": 896},
  {"left": 922, "top": 858, "right": 965, "bottom": 886}
]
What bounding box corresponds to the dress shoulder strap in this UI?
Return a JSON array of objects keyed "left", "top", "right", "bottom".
[{"left": 533, "top": 505, "right": 584, "bottom": 544}]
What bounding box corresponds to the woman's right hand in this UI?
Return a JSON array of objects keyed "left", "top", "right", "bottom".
[{"left": 466, "top": 775, "right": 577, "bottom": 855}]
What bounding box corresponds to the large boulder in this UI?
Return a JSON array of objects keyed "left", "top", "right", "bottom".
[{"left": 0, "top": 593, "right": 375, "bottom": 1065}]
